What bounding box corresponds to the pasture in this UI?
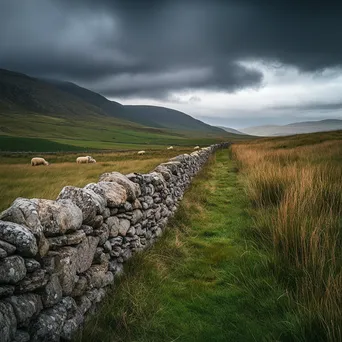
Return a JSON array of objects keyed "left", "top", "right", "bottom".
[{"left": 0, "top": 148, "right": 192, "bottom": 212}]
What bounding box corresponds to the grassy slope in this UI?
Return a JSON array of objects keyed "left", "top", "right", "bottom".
[
  {"left": 76, "top": 149, "right": 300, "bottom": 342},
  {"left": 1, "top": 69, "right": 247, "bottom": 151},
  {"left": 0, "top": 149, "right": 191, "bottom": 212},
  {"left": 232, "top": 130, "right": 342, "bottom": 341}
]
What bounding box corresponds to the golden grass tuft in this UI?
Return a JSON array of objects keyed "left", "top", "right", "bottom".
[{"left": 232, "top": 135, "right": 342, "bottom": 340}]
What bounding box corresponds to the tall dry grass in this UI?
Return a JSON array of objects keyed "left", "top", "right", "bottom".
[{"left": 232, "top": 136, "right": 342, "bottom": 341}]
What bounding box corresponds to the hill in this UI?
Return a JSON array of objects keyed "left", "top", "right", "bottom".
[
  {"left": 0, "top": 68, "right": 248, "bottom": 151},
  {"left": 241, "top": 119, "right": 342, "bottom": 136},
  {"left": 217, "top": 126, "right": 246, "bottom": 135}
]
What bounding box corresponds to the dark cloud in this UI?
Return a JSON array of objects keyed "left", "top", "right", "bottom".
[{"left": 1, "top": 0, "right": 342, "bottom": 99}]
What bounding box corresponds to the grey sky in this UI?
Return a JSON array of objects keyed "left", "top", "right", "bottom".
[{"left": 1, "top": 0, "right": 342, "bottom": 128}]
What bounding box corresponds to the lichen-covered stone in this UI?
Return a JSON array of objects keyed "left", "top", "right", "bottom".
[
  {"left": 55, "top": 247, "right": 77, "bottom": 296},
  {"left": 16, "top": 269, "right": 47, "bottom": 293},
  {"left": 0, "top": 240, "right": 16, "bottom": 255},
  {"left": 85, "top": 181, "right": 127, "bottom": 207},
  {"left": 0, "top": 256, "right": 26, "bottom": 284},
  {"left": 5, "top": 293, "right": 43, "bottom": 327},
  {"left": 71, "top": 276, "right": 88, "bottom": 297},
  {"left": 24, "top": 259, "right": 40, "bottom": 273},
  {"left": 12, "top": 329, "right": 30, "bottom": 342},
  {"left": 0, "top": 285, "right": 14, "bottom": 298},
  {"left": 29, "top": 301, "right": 68, "bottom": 342},
  {"left": 76, "top": 236, "right": 99, "bottom": 274},
  {"left": 30, "top": 199, "right": 83, "bottom": 236},
  {"left": 0, "top": 301, "right": 17, "bottom": 342},
  {"left": 131, "top": 209, "right": 143, "bottom": 224},
  {"left": 0, "top": 221, "right": 37, "bottom": 257},
  {"left": 106, "top": 216, "right": 120, "bottom": 237},
  {"left": 118, "top": 219, "right": 130, "bottom": 236},
  {"left": 41, "top": 274, "right": 62, "bottom": 308},
  {"left": 47, "top": 230, "right": 86, "bottom": 249},
  {"left": 99, "top": 172, "right": 141, "bottom": 200},
  {"left": 57, "top": 186, "right": 106, "bottom": 224}
]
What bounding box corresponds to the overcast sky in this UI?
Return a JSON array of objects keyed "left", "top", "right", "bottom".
[{"left": 1, "top": 0, "right": 342, "bottom": 128}]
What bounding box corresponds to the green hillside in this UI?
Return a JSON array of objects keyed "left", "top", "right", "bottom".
[{"left": 0, "top": 68, "right": 250, "bottom": 151}]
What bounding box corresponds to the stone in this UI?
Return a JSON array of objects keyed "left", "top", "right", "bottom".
[
  {"left": 154, "top": 165, "right": 172, "bottom": 180},
  {"left": 108, "top": 261, "right": 124, "bottom": 276},
  {"left": 76, "top": 236, "right": 99, "bottom": 274},
  {"left": 106, "top": 216, "right": 120, "bottom": 237},
  {"left": 41, "top": 274, "right": 62, "bottom": 308},
  {"left": 0, "top": 301, "right": 17, "bottom": 342},
  {"left": 93, "top": 215, "right": 104, "bottom": 229},
  {"left": 0, "top": 256, "right": 26, "bottom": 284},
  {"left": 85, "top": 288, "right": 106, "bottom": 303},
  {"left": 57, "top": 186, "right": 106, "bottom": 225},
  {"left": 31, "top": 199, "right": 83, "bottom": 236},
  {"left": 99, "top": 171, "right": 141, "bottom": 200},
  {"left": 55, "top": 247, "right": 77, "bottom": 296},
  {"left": 95, "top": 223, "right": 109, "bottom": 245},
  {"left": 0, "top": 285, "right": 14, "bottom": 298},
  {"left": 131, "top": 209, "right": 143, "bottom": 224},
  {"left": 0, "top": 221, "right": 37, "bottom": 257},
  {"left": 117, "top": 219, "right": 130, "bottom": 236},
  {"left": 5, "top": 293, "right": 43, "bottom": 327},
  {"left": 76, "top": 295, "right": 92, "bottom": 315},
  {"left": 81, "top": 224, "right": 94, "bottom": 235},
  {"left": 29, "top": 302, "right": 68, "bottom": 342},
  {"left": 47, "top": 230, "right": 86, "bottom": 249},
  {"left": 85, "top": 181, "right": 127, "bottom": 208},
  {"left": 103, "top": 240, "right": 112, "bottom": 252},
  {"left": 102, "top": 207, "right": 110, "bottom": 219},
  {"left": 0, "top": 248, "right": 7, "bottom": 258},
  {"left": 61, "top": 312, "right": 84, "bottom": 340},
  {"left": 40, "top": 254, "right": 56, "bottom": 275},
  {"left": 16, "top": 269, "right": 47, "bottom": 293},
  {"left": 71, "top": 276, "right": 88, "bottom": 297},
  {"left": 132, "top": 199, "right": 142, "bottom": 209},
  {"left": 12, "top": 330, "right": 30, "bottom": 342},
  {"left": 24, "top": 259, "right": 40, "bottom": 273},
  {"left": 85, "top": 261, "right": 113, "bottom": 289},
  {"left": 0, "top": 198, "right": 43, "bottom": 236},
  {"left": 0, "top": 240, "right": 16, "bottom": 254}
]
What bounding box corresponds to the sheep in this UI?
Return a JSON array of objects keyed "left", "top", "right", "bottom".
[
  {"left": 137, "top": 150, "right": 146, "bottom": 155},
  {"left": 194, "top": 146, "right": 200, "bottom": 150},
  {"left": 76, "top": 156, "right": 96, "bottom": 164},
  {"left": 31, "top": 157, "right": 49, "bottom": 166},
  {"left": 167, "top": 146, "right": 173, "bottom": 150}
]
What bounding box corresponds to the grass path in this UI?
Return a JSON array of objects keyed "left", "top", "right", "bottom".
[{"left": 77, "top": 149, "right": 300, "bottom": 342}]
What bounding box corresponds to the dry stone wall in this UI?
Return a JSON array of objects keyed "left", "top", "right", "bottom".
[{"left": 0, "top": 143, "right": 229, "bottom": 342}]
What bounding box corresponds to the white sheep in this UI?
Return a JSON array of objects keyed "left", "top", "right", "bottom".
[
  {"left": 167, "top": 146, "right": 173, "bottom": 150},
  {"left": 76, "top": 156, "right": 96, "bottom": 164},
  {"left": 31, "top": 157, "right": 49, "bottom": 166},
  {"left": 137, "top": 150, "right": 146, "bottom": 155},
  {"left": 194, "top": 146, "right": 200, "bottom": 150}
]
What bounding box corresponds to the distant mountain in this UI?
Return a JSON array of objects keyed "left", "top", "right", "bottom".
[
  {"left": 217, "top": 126, "right": 246, "bottom": 135},
  {"left": 46, "top": 80, "right": 227, "bottom": 134},
  {"left": 241, "top": 119, "right": 342, "bottom": 136},
  {"left": 124, "top": 105, "right": 226, "bottom": 134},
  {"left": 0, "top": 68, "right": 249, "bottom": 151}
]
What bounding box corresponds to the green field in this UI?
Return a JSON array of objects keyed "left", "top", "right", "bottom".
[
  {"left": 76, "top": 149, "right": 301, "bottom": 342},
  {"left": 0, "top": 112, "right": 248, "bottom": 152}
]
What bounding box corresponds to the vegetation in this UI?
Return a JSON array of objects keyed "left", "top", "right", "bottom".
[
  {"left": 76, "top": 149, "right": 300, "bottom": 342},
  {"left": 232, "top": 130, "right": 342, "bottom": 341},
  {"left": 0, "top": 149, "right": 191, "bottom": 212},
  {"left": 0, "top": 68, "right": 252, "bottom": 152}
]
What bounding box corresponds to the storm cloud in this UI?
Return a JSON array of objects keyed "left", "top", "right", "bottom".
[{"left": 1, "top": 0, "right": 342, "bottom": 126}]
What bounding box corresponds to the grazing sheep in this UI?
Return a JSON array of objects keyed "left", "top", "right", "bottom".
[
  {"left": 194, "top": 146, "right": 200, "bottom": 150},
  {"left": 31, "top": 157, "right": 49, "bottom": 166},
  {"left": 76, "top": 156, "right": 96, "bottom": 164},
  {"left": 167, "top": 146, "right": 173, "bottom": 150},
  {"left": 137, "top": 150, "right": 146, "bottom": 155}
]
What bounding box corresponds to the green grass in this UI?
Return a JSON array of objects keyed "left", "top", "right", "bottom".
[
  {"left": 0, "top": 112, "right": 242, "bottom": 152},
  {"left": 0, "top": 136, "right": 89, "bottom": 152},
  {"left": 76, "top": 149, "right": 301, "bottom": 342}
]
